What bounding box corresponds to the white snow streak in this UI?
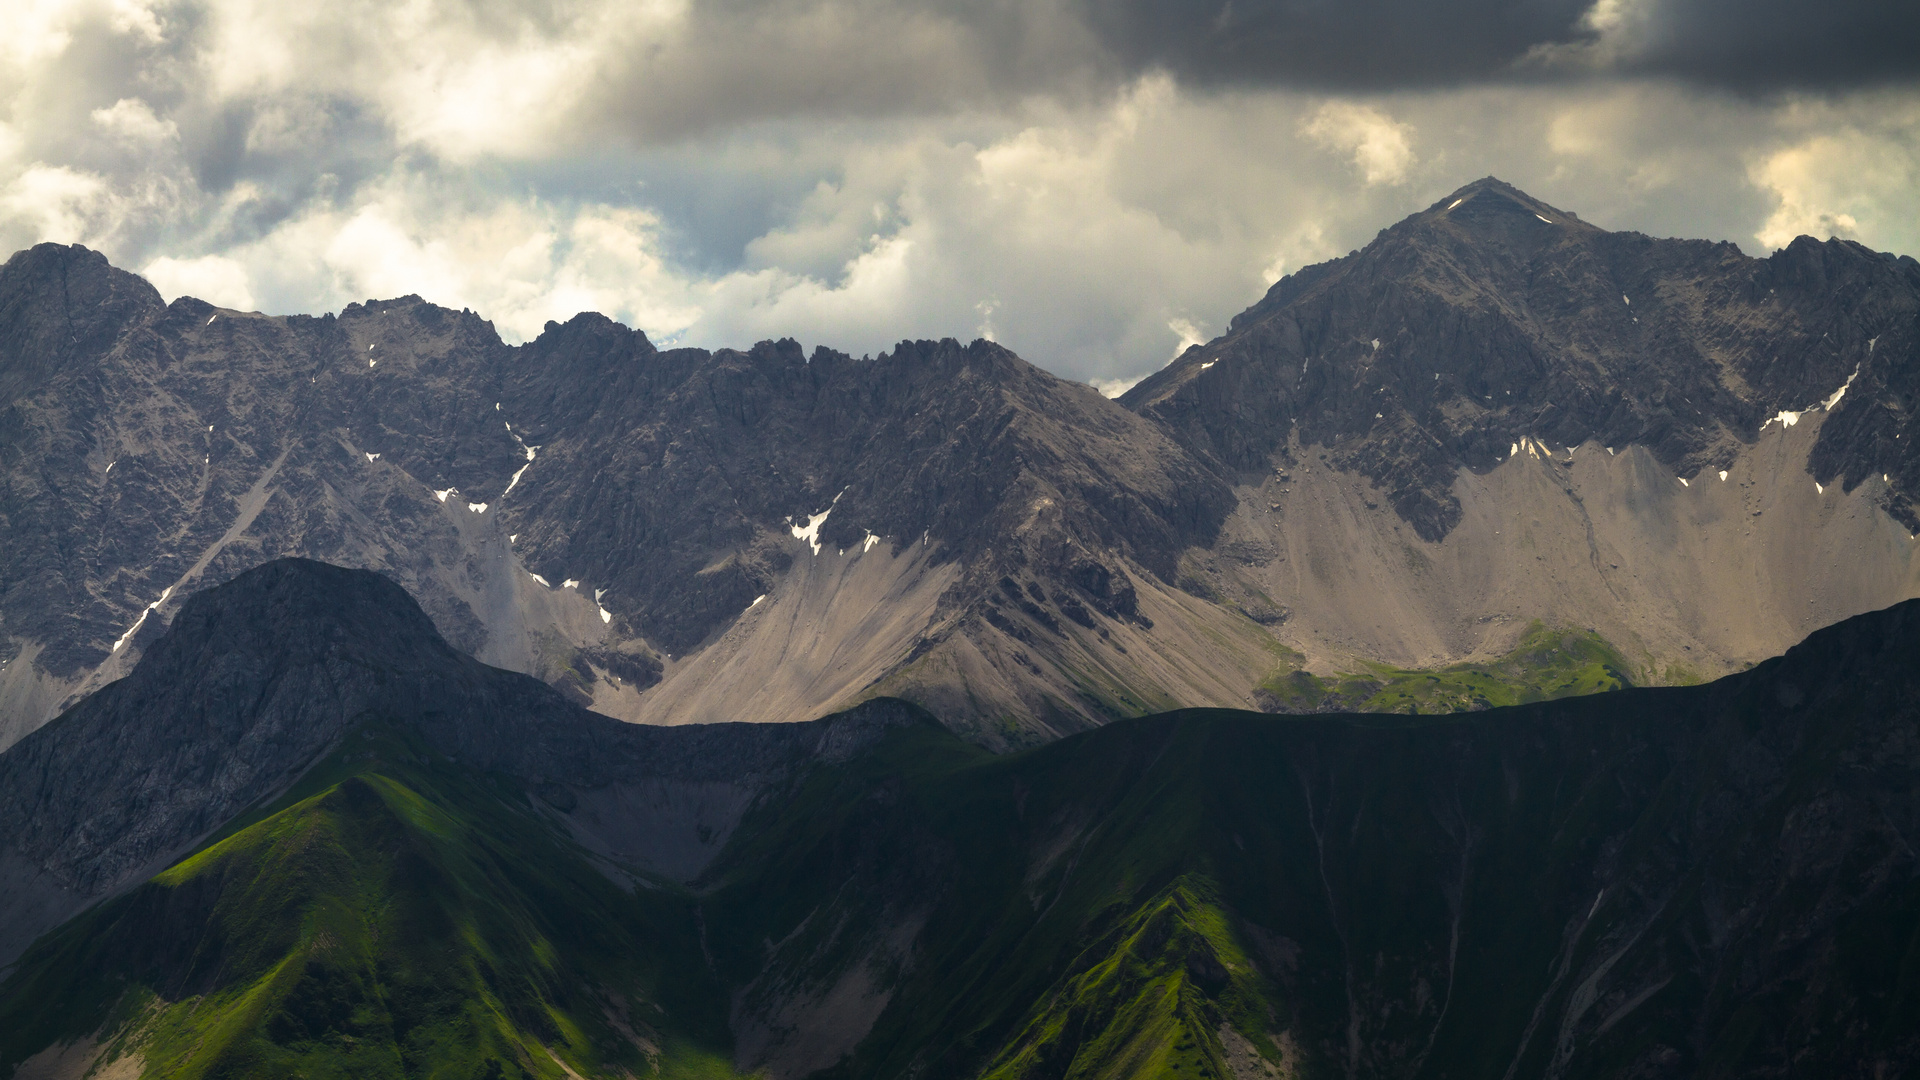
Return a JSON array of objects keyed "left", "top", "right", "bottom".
[
  {"left": 528, "top": 572, "right": 550, "bottom": 586},
  {"left": 1447, "top": 198, "right": 1464, "bottom": 210},
  {"left": 1535, "top": 214, "right": 1552, "bottom": 223},
  {"left": 751, "top": 594, "right": 766, "bottom": 607},
  {"left": 500, "top": 424, "right": 540, "bottom": 498},
  {"left": 1822, "top": 365, "right": 1860, "bottom": 411},
  {"left": 594, "top": 588, "right": 606, "bottom": 602},
  {"left": 110, "top": 586, "right": 174, "bottom": 653},
  {"left": 206, "top": 314, "right": 217, "bottom": 325},
  {"left": 105, "top": 460, "right": 114, "bottom": 474},
  {"left": 1199, "top": 360, "right": 1216, "bottom": 370}
]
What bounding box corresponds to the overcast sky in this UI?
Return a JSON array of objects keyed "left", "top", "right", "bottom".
[{"left": 3, "top": 0, "right": 1916, "bottom": 390}]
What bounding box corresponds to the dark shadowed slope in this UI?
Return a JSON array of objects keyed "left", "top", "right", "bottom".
[
  {"left": 3, "top": 560, "right": 1917, "bottom": 1078},
  {"left": 0, "top": 558, "right": 926, "bottom": 970}
]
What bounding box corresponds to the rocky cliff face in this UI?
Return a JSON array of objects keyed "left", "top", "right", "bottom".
[
  {"left": 2, "top": 178, "right": 1918, "bottom": 746},
  {"left": 1126, "top": 177, "right": 1920, "bottom": 540},
  {"left": 1125, "top": 177, "right": 1920, "bottom": 683},
  {"left": 0, "top": 245, "right": 1245, "bottom": 747}
]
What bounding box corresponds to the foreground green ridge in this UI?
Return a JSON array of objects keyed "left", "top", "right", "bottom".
[
  {"left": 1256, "top": 622, "right": 1634, "bottom": 714},
  {"left": 5, "top": 598, "right": 1920, "bottom": 1079},
  {"left": 0, "top": 726, "right": 740, "bottom": 1080}
]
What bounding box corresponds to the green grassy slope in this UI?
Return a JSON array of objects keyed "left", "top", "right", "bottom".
[
  {"left": 1256, "top": 622, "right": 1633, "bottom": 714},
  {"left": 0, "top": 725, "right": 741, "bottom": 1080}
]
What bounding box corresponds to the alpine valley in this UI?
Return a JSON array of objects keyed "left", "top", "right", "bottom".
[{"left": 3, "top": 180, "right": 1920, "bottom": 1080}]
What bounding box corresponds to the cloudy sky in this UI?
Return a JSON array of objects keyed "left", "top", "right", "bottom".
[{"left": 3, "top": 0, "right": 1916, "bottom": 390}]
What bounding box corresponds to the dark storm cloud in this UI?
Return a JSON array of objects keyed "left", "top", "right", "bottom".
[
  {"left": 1077, "top": 0, "right": 1920, "bottom": 92},
  {"left": 1085, "top": 0, "right": 1592, "bottom": 90},
  {"left": 576, "top": 0, "right": 1917, "bottom": 145},
  {"left": 1621, "top": 0, "right": 1920, "bottom": 90}
]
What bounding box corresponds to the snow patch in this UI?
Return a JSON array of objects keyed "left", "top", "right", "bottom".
[
  {"left": 1447, "top": 198, "right": 1464, "bottom": 210},
  {"left": 1815, "top": 482, "right": 1825, "bottom": 494},
  {"left": 1370, "top": 338, "right": 1380, "bottom": 351},
  {"left": 1535, "top": 213, "right": 1552, "bottom": 223},
  {"left": 1199, "top": 360, "right": 1216, "bottom": 370},
  {"left": 365, "top": 452, "right": 380, "bottom": 462},
  {"left": 434, "top": 487, "right": 457, "bottom": 502},
  {"left": 206, "top": 314, "right": 216, "bottom": 325},
  {"left": 1822, "top": 365, "right": 1860, "bottom": 411},
  {"left": 791, "top": 506, "right": 832, "bottom": 555},
  {"left": 105, "top": 460, "right": 114, "bottom": 474},
  {"left": 562, "top": 579, "right": 579, "bottom": 589},
  {"left": 1510, "top": 442, "right": 1519, "bottom": 457},
  {"left": 528, "top": 572, "right": 550, "bottom": 586},
  {"left": 1678, "top": 477, "right": 1689, "bottom": 487},
  {"left": 599, "top": 607, "right": 612, "bottom": 624},
  {"left": 1622, "top": 295, "right": 1629, "bottom": 305},
  {"left": 368, "top": 358, "right": 376, "bottom": 368},
  {"left": 751, "top": 594, "right": 766, "bottom": 607},
  {"left": 863, "top": 531, "right": 880, "bottom": 553},
  {"left": 1869, "top": 336, "right": 1879, "bottom": 352},
  {"left": 1762, "top": 409, "right": 1802, "bottom": 429},
  {"left": 1607, "top": 447, "right": 1614, "bottom": 455},
  {"left": 594, "top": 588, "right": 606, "bottom": 602},
  {"left": 467, "top": 502, "right": 489, "bottom": 513},
  {"left": 1719, "top": 470, "right": 1729, "bottom": 481},
  {"left": 111, "top": 586, "right": 174, "bottom": 653}
]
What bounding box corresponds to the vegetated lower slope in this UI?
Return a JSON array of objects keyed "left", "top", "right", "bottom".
[
  {"left": 696, "top": 600, "right": 1920, "bottom": 1080},
  {"left": 1256, "top": 622, "right": 1635, "bottom": 714},
  {"left": 0, "top": 725, "right": 738, "bottom": 1080},
  {"left": 2, "top": 563, "right": 1917, "bottom": 1078}
]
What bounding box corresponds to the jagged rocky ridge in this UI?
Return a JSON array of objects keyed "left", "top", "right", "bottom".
[
  {"left": 2, "top": 177, "right": 1918, "bottom": 746},
  {"left": 1, "top": 559, "right": 1917, "bottom": 1079},
  {"left": 1126, "top": 177, "right": 1920, "bottom": 539}
]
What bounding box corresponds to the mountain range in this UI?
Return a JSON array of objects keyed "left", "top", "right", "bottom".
[
  {"left": 2, "top": 178, "right": 1917, "bottom": 748},
  {"left": 2, "top": 558, "right": 1917, "bottom": 1079}
]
